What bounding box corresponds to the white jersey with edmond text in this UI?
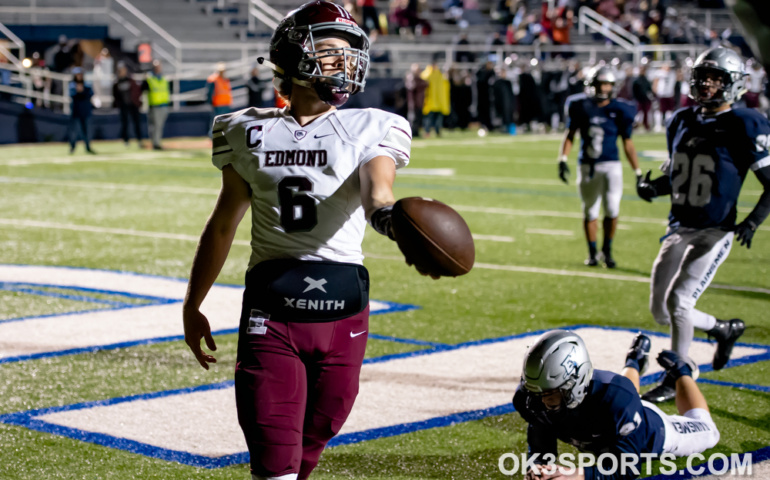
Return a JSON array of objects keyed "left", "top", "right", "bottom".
[{"left": 212, "top": 107, "right": 411, "bottom": 268}]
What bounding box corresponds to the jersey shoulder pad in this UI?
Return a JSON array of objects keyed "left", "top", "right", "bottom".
[
  {"left": 212, "top": 107, "right": 283, "bottom": 170},
  {"left": 214, "top": 107, "right": 283, "bottom": 134},
  {"left": 614, "top": 98, "right": 638, "bottom": 117},
  {"left": 595, "top": 371, "right": 644, "bottom": 436},
  {"left": 732, "top": 107, "right": 770, "bottom": 133},
  {"left": 665, "top": 106, "right": 693, "bottom": 131},
  {"left": 565, "top": 93, "right": 587, "bottom": 113},
  {"left": 336, "top": 108, "right": 412, "bottom": 167}
]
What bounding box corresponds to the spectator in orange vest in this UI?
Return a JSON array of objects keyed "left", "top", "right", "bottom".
[{"left": 207, "top": 62, "right": 232, "bottom": 136}]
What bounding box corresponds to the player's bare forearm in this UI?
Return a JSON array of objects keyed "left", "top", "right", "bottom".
[
  {"left": 623, "top": 138, "right": 641, "bottom": 172},
  {"left": 184, "top": 165, "right": 250, "bottom": 310},
  {"left": 360, "top": 155, "right": 396, "bottom": 221},
  {"left": 560, "top": 130, "right": 576, "bottom": 158}
]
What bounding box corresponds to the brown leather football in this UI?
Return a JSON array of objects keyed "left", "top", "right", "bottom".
[{"left": 391, "top": 197, "right": 475, "bottom": 277}]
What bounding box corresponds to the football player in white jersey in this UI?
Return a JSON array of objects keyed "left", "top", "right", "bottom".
[{"left": 182, "top": 2, "right": 413, "bottom": 479}]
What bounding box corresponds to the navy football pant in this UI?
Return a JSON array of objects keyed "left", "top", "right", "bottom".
[{"left": 235, "top": 308, "right": 369, "bottom": 479}]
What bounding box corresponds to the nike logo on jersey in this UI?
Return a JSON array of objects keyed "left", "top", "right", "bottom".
[
  {"left": 314, "top": 133, "right": 334, "bottom": 139},
  {"left": 350, "top": 330, "right": 366, "bottom": 338}
]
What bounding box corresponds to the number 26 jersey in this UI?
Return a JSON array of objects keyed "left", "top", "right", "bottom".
[
  {"left": 665, "top": 106, "right": 770, "bottom": 229},
  {"left": 212, "top": 107, "right": 411, "bottom": 268}
]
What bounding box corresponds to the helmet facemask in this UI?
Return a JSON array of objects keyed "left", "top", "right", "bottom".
[
  {"left": 302, "top": 30, "right": 370, "bottom": 106},
  {"left": 689, "top": 47, "right": 747, "bottom": 109},
  {"left": 585, "top": 66, "right": 617, "bottom": 101},
  {"left": 689, "top": 65, "right": 743, "bottom": 108},
  {"left": 265, "top": 2, "right": 370, "bottom": 108}
]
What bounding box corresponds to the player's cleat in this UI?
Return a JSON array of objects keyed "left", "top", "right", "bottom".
[
  {"left": 709, "top": 319, "right": 746, "bottom": 370},
  {"left": 625, "top": 333, "right": 651, "bottom": 375},
  {"left": 642, "top": 351, "right": 699, "bottom": 403},
  {"left": 641, "top": 376, "right": 676, "bottom": 403},
  {"left": 602, "top": 251, "right": 617, "bottom": 269},
  {"left": 585, "top": 256, "right": 599, "bottom": 267}
]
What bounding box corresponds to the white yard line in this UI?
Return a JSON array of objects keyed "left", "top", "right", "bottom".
[
  {"left": 0, "top": 151, "right": 198, "bottom": 166},
  {"left": 403, "top": 174, "right": 562, "bottom": 185},
  {"left": 525, "top": 228, "right": 575, "bottom": 236},
  {"left": 2, "top": 218, "right": 766, "bottom": 295},
  {"left": 411, "top": 134, "right": 563, "bottom": 148},
  {"left": 397, "top": 168, "right": 455, "bottom": 176},
  {"left": 472, "top": 234, "right": 514, "bottom": 242},
  {"left": 0, "top": 178, "right": 765, "bottom": 231},
  {"left": 0, "top": 177, "right": 219, "bottom": 195}
]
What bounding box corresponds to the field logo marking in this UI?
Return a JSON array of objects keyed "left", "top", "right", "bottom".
[
  {"left": 1, "top": 324, "right": 767, "bottom": 469},
  {"left": 0, "top": 265, "right": 418, "bottom": 364}
]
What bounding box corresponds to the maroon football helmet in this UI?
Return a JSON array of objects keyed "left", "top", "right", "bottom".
[{"left": 265, "top": 0, "right": 370, "bottom": 106}]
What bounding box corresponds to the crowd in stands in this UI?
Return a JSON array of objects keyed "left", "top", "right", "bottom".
[{"left": 402, "top": 53, "right": 768, "bottom": 138}]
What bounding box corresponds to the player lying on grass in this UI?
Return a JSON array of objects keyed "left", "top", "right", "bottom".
[{"left": 514, "top": 330, "right": 719, "bottom": 479}]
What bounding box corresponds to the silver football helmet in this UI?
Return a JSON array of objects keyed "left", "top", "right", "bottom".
[
  {"left": 585, "top": 65, "right": 617, "bottom": 101},
  {"left": 521, "top": 330, "right": 593, "bottom": 410},
  {"left": 689, "top": 47, "right": 747, "bottom": 107}
]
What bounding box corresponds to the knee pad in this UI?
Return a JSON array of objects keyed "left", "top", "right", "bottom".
[
  {"left": 650, "top": 298, "right": 670, "bottom": 326},
  {"left": 667, "top": 294, "right": 691, "bottom": 327}
]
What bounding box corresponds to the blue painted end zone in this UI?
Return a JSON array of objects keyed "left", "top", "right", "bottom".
[
  {"left": 0, "top": 282, "right": 180, "bottom": 326},
  {"left": 328, "top": 403, "right": 515, "bottom": 447},
  {"left": 1, "top": 324, "right": 768, "bottom": 470}
]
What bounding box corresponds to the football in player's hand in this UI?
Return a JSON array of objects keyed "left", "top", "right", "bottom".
[{"left": 391, "top": 197, "right": 475, "bottom": 277}]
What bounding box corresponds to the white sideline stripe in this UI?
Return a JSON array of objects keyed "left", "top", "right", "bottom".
[
  {"left": 412, "top": 154, "right": 551, "bottom": 164},
  {"left": 0, "top": 177, "right": 220, "bottom": 196},
  {"left": 525, "top": 228, "right": 574, "bottom": 236},
  {"left": 0, "top": 218, "right": 512, "bottom": 245},
  {"left": 404, "top": 174, "right": 563, "bottom": 186},
  {"left": 638, "top": 150, "right": 669, "bottom": 159},
  {"left": 397, "top": 168, "right": 455, "bottom": 176},
  {"left": 454, "top": 205, "right": 770, "bottom": 231},
  {"left": 472, "top": 234, "right": 514, "bottom": 242},
  {"left": 2, "top": 177, "right": 761, "bottom": 205},
  {"left": 0, "top": 218, "right": 250, "bottom": 247},
  {"left": 31, "top": 327, "right": 767, "bottom": 459},
  {"left": 411, "top": 134, "right": 563, "bottom": 148},
  {"left": 2, "top": 219, "right": 769, "bottom": 296},
  {"left": 1, "top": 151, "right": 197, "bottom": 166}
]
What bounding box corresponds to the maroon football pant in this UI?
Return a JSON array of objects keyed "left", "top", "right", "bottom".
[{"left": 235, "top": 307, "right": 369, "bottom": 479}]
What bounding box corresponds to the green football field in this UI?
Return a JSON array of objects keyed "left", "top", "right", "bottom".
[{"left": 1, "top": 131, "right": 768, "bottom": 479}]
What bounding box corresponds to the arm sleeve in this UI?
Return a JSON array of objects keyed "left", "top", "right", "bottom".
[
  {"left": 361, "top": 114, "right": 412, "bottom": 169},
  {"left": 584, "top": 380, "right": 646, "bottom": 480},
  {"left": 741, "top": 114, "right": 770, "bottom": 226},
  {"left": 565, "top": 97, "right": 577, "bottom": 130},
  {"left": 527, "top": 423, "right": 558, "bottom": 460},
  {"left": 513, "top": 388, "right": 558, "bottom": 461},
  {"left": 582, "top": 438, "right": 645, "bottom": 480}
]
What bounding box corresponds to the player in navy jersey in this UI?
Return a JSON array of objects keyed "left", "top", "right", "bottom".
[
  {"left": 514, "top": 330, "right": 719, "bottom": 480},
  {"left": 636, "top": 47, "right": 770, "bottom": 403},
  {"left": 558, "top": 66, "right": 641, "bottom": 268}
]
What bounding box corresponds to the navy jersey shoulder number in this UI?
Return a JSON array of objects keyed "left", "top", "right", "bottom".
[{"left": 667, "top": 107, "right": 770, "bottom": 228}]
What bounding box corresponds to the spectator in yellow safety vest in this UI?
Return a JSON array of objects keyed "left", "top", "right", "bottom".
[
  {"left": 207, "top": 62, "right": 232, "bottom": 136},
  {"left": 141, "top": 59, "right": 170, "bottom": 150}
]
